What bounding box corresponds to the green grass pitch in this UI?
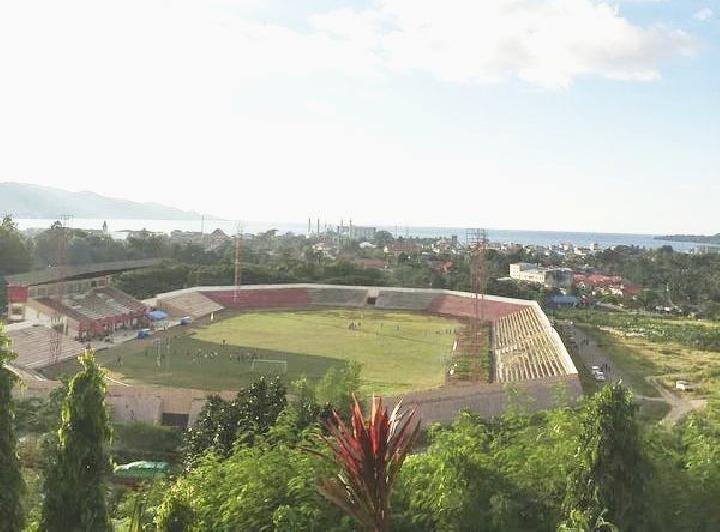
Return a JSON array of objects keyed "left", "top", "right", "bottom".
[{"left": 92, "top": 309, "right": 464, "bottom": 395}]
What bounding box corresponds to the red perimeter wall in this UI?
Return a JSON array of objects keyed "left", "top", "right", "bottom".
[
  {"left": 428, "top": 295, "right": 524, "bottom": 321},
  {"left": 203, "top": 288, "right": 311, "bottom": 309}
]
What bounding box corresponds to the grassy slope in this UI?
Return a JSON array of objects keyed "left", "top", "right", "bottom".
[
  {"left": 561, "top": 309, "right": 720, "bottom": 398},
  {"left": 53, "top": 310, "right": 462, "bottom": 395}
]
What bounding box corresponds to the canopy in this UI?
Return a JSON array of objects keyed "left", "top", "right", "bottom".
[
  {"left": 146, "top": 310, "right": 169, "bottom": 321},
  {"left": 114, "top": 461, "right": 169, "bottom": 479}
]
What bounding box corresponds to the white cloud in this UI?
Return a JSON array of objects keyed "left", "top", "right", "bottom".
[
  {"left": 0, "top": 0, "right": 709, "bottom": 231},
  {"left": 694, "top": 8, "right": 714, "bottom": 22},
  {"left": 311, "top": 0, "right": 698, "bottom": 89},
  {"left": 0, "top": 0, "right": 698, "bottom": 100}
]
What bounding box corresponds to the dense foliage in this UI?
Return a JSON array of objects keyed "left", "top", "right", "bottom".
[
  {"left": 564, "top": 383, "right": 648, "bottom": 529},
  {"left": 579, "top": 246, "right": 720, "bottom": 318},
  {"left": 180, "top": 376, "right": 286, "bottom": 468},
  {"left": 3, "top": 356, "right": 720, "bottom": 530},
  {"left": 157, "top": 439, "right": 349, "bottom": 531},
  {"left": 0, "top": 323, "right": 25, "bottom": 532},
  {"left": 41, "top": 353, "right": 112, "bottom": 532},
  {"left": 562, "top": 309, "right": 720, "bottom": 351}
]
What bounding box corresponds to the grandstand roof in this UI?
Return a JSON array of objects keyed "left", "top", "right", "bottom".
[{"left": 4, "top": 259, "right": 163, "bottom": 286}]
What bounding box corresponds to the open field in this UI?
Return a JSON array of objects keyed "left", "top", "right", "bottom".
[
  {"left": 45, "top": 309, "right": 463, "bottom": 395},
  {"left": 556, "top": 309, "right": 720, "bottom": 398}
]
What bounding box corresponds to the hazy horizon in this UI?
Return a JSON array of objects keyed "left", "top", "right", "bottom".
[{"left": 1, "top": 1, "right": 718, "bottom": 234}]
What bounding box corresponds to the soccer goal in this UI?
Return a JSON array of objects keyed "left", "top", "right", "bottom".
[{"left": 251, "top": 359, "right": 288, "bottom": 374}]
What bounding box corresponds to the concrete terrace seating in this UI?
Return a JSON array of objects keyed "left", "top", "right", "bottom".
[
  {"left": 35, "top": 297, "right": 88, "bottom": 323},
  {"left": 307, "top": 287, "right": 368, "bottom": 307},
  {"left": 96, "top": 287, "right": 147, "bottom": 314},
  {"left": 38, "top": 288, "right": 146, "bottom": 322},
  {"left": 8, "top": 326, "right": 86, "bottom": 369},
  {"left": 374, "top": 290, "right": 438, "bottom": 311},
  {"left": 159, "top": 292, "right": 224, "bottom": 318},
  {"left": 493, "top": 307, "right": 568, "bottom": 383},
  {"left": 204, "top": 287, "right": 311, "bottom": 309},
  {"left": 428, "top": 294, "right": 523, "bottom": 321}
]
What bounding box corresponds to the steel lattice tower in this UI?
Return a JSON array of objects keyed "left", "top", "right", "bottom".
[
  {"left": 50, "top": 214, "right": 72, "bottom": 365},
  {"left": 465, "top": 228, "right": 488, "bottom": 354}
]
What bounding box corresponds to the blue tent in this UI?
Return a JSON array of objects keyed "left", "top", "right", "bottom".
[
  {"left": 146, "top": 310, "right": 169, "bottom": 321},
  {"left": 551, "top": 295, "right": 579, "bottom": 307}
]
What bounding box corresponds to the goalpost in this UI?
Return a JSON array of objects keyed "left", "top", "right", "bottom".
[{"left": 251, "top": 359, "right": 288, "bottom": 374}]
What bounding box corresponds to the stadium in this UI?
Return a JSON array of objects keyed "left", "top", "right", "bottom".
[{"left": 7, "top": 275, "right": 580, "bottom": 425}]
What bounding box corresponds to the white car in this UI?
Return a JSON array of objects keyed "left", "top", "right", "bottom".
[{"left": 594, "top": 371, "right": 606, "bottom": 382}]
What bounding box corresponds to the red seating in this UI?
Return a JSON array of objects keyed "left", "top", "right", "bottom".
[
  {"left": 428, "top": 295, "right": 523, "bottom": 321},
  {"left": 203, "top": 288, "right": 311, "bottom": 309}
]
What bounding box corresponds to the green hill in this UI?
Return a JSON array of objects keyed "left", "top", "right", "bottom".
[{"left": 0, "top": 182, "right": 212, "bottom": 220}]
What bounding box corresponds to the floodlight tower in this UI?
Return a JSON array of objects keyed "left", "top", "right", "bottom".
[
  {"left": 50, "top": 214, "right": 72, "bottom": 365},
  {"left": 465, "top": 228, "right": 488, "bottom": 354}
]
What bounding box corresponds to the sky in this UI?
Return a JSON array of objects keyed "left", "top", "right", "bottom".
[{"left": 0, "top": 0, "right": 718, "bottom": 234}]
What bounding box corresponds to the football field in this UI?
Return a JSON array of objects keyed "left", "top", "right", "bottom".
[{"left": 95, "top": 309, "right": 463, "bottom": 395}]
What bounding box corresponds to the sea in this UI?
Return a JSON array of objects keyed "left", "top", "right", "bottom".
[{"left": 14, "top": 218, "right": 697, "bottom": 253}]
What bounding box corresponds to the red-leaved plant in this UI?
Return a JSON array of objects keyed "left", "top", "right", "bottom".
[{"left": 319, "top": 395, "right": 420, "bottom": 532}]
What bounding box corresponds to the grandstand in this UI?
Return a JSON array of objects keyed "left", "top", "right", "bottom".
[
  {"left": 30, "top": 286, "right": 147, "bottom": 339},
  {"left": 8, "top": 326, "right": 86, "bottom": 369},
  {"left": 374, "top": 289, "right": 439, "bottom": 311},
  {"left": 307, "top": 286, "right": 368, "bottom": 307},
  {"left": 428, "top": 293, "right": 524, "bottom": 321},
  {"left": 493, "top": 306, "right": 570, "bottom": 382},
  {"left": 158, "top": 291, "right": 224, "bottom": 319},
  {"left": 204, "top": 287, "right": 311, "bottom": 309}
]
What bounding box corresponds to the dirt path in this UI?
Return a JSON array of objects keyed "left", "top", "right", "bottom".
[{"left": 644, "top": 375, "right": 705, "bottom": 426}]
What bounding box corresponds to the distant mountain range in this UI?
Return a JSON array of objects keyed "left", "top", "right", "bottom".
[
  {"left": 0, "top": 182, "right": 213, "bottom": 220},
  {"left": 656, "top": 233, "right": 720, "bottom": 245}
]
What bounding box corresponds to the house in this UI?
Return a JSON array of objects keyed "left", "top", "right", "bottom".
[
  {"left": 384, "top": 242, "right": 421, "bottom": 257},
  {"left": 509, "top": 263, "right": 573, "bottom": 289}
]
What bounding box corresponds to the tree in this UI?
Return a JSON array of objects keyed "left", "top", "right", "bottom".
[
  {"left": 156, "top": 441, "right": 346, "bottom": 531},
  {"left": 373, "top": 230, "right": 394, "bottom": 247},
  {"left": 563, "top": 383, "right": 649, "bottom": 530},
  {"left": 319, "top": 396, "right": 420, "bottom": 532},
  {"left": 0, "top": 323, "right": 25, "bottom": 531},
  {"left": 41, "top": 352, "right": 112, "bottom": 532},
  {"left": 181, "top": 376, "right": 287, "bottom": 468},
  {"left": 0, "top": 215, "right": 32, "bottom": 275},
  {"left": 316, "top": 361, "right": 363, "bottom": 420}
]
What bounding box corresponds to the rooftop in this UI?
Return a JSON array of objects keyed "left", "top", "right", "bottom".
[{"left": 4, "top": 258, "right": 164, "bottom": 286}]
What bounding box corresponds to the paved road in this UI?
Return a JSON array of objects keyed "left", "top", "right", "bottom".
[{"left": 558, "top": 321, "right": 620, "bottom": 383}]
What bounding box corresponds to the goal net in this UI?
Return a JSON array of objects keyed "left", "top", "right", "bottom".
[{"left": 251, "top": 359, "right": 288, "bottom": 374}]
